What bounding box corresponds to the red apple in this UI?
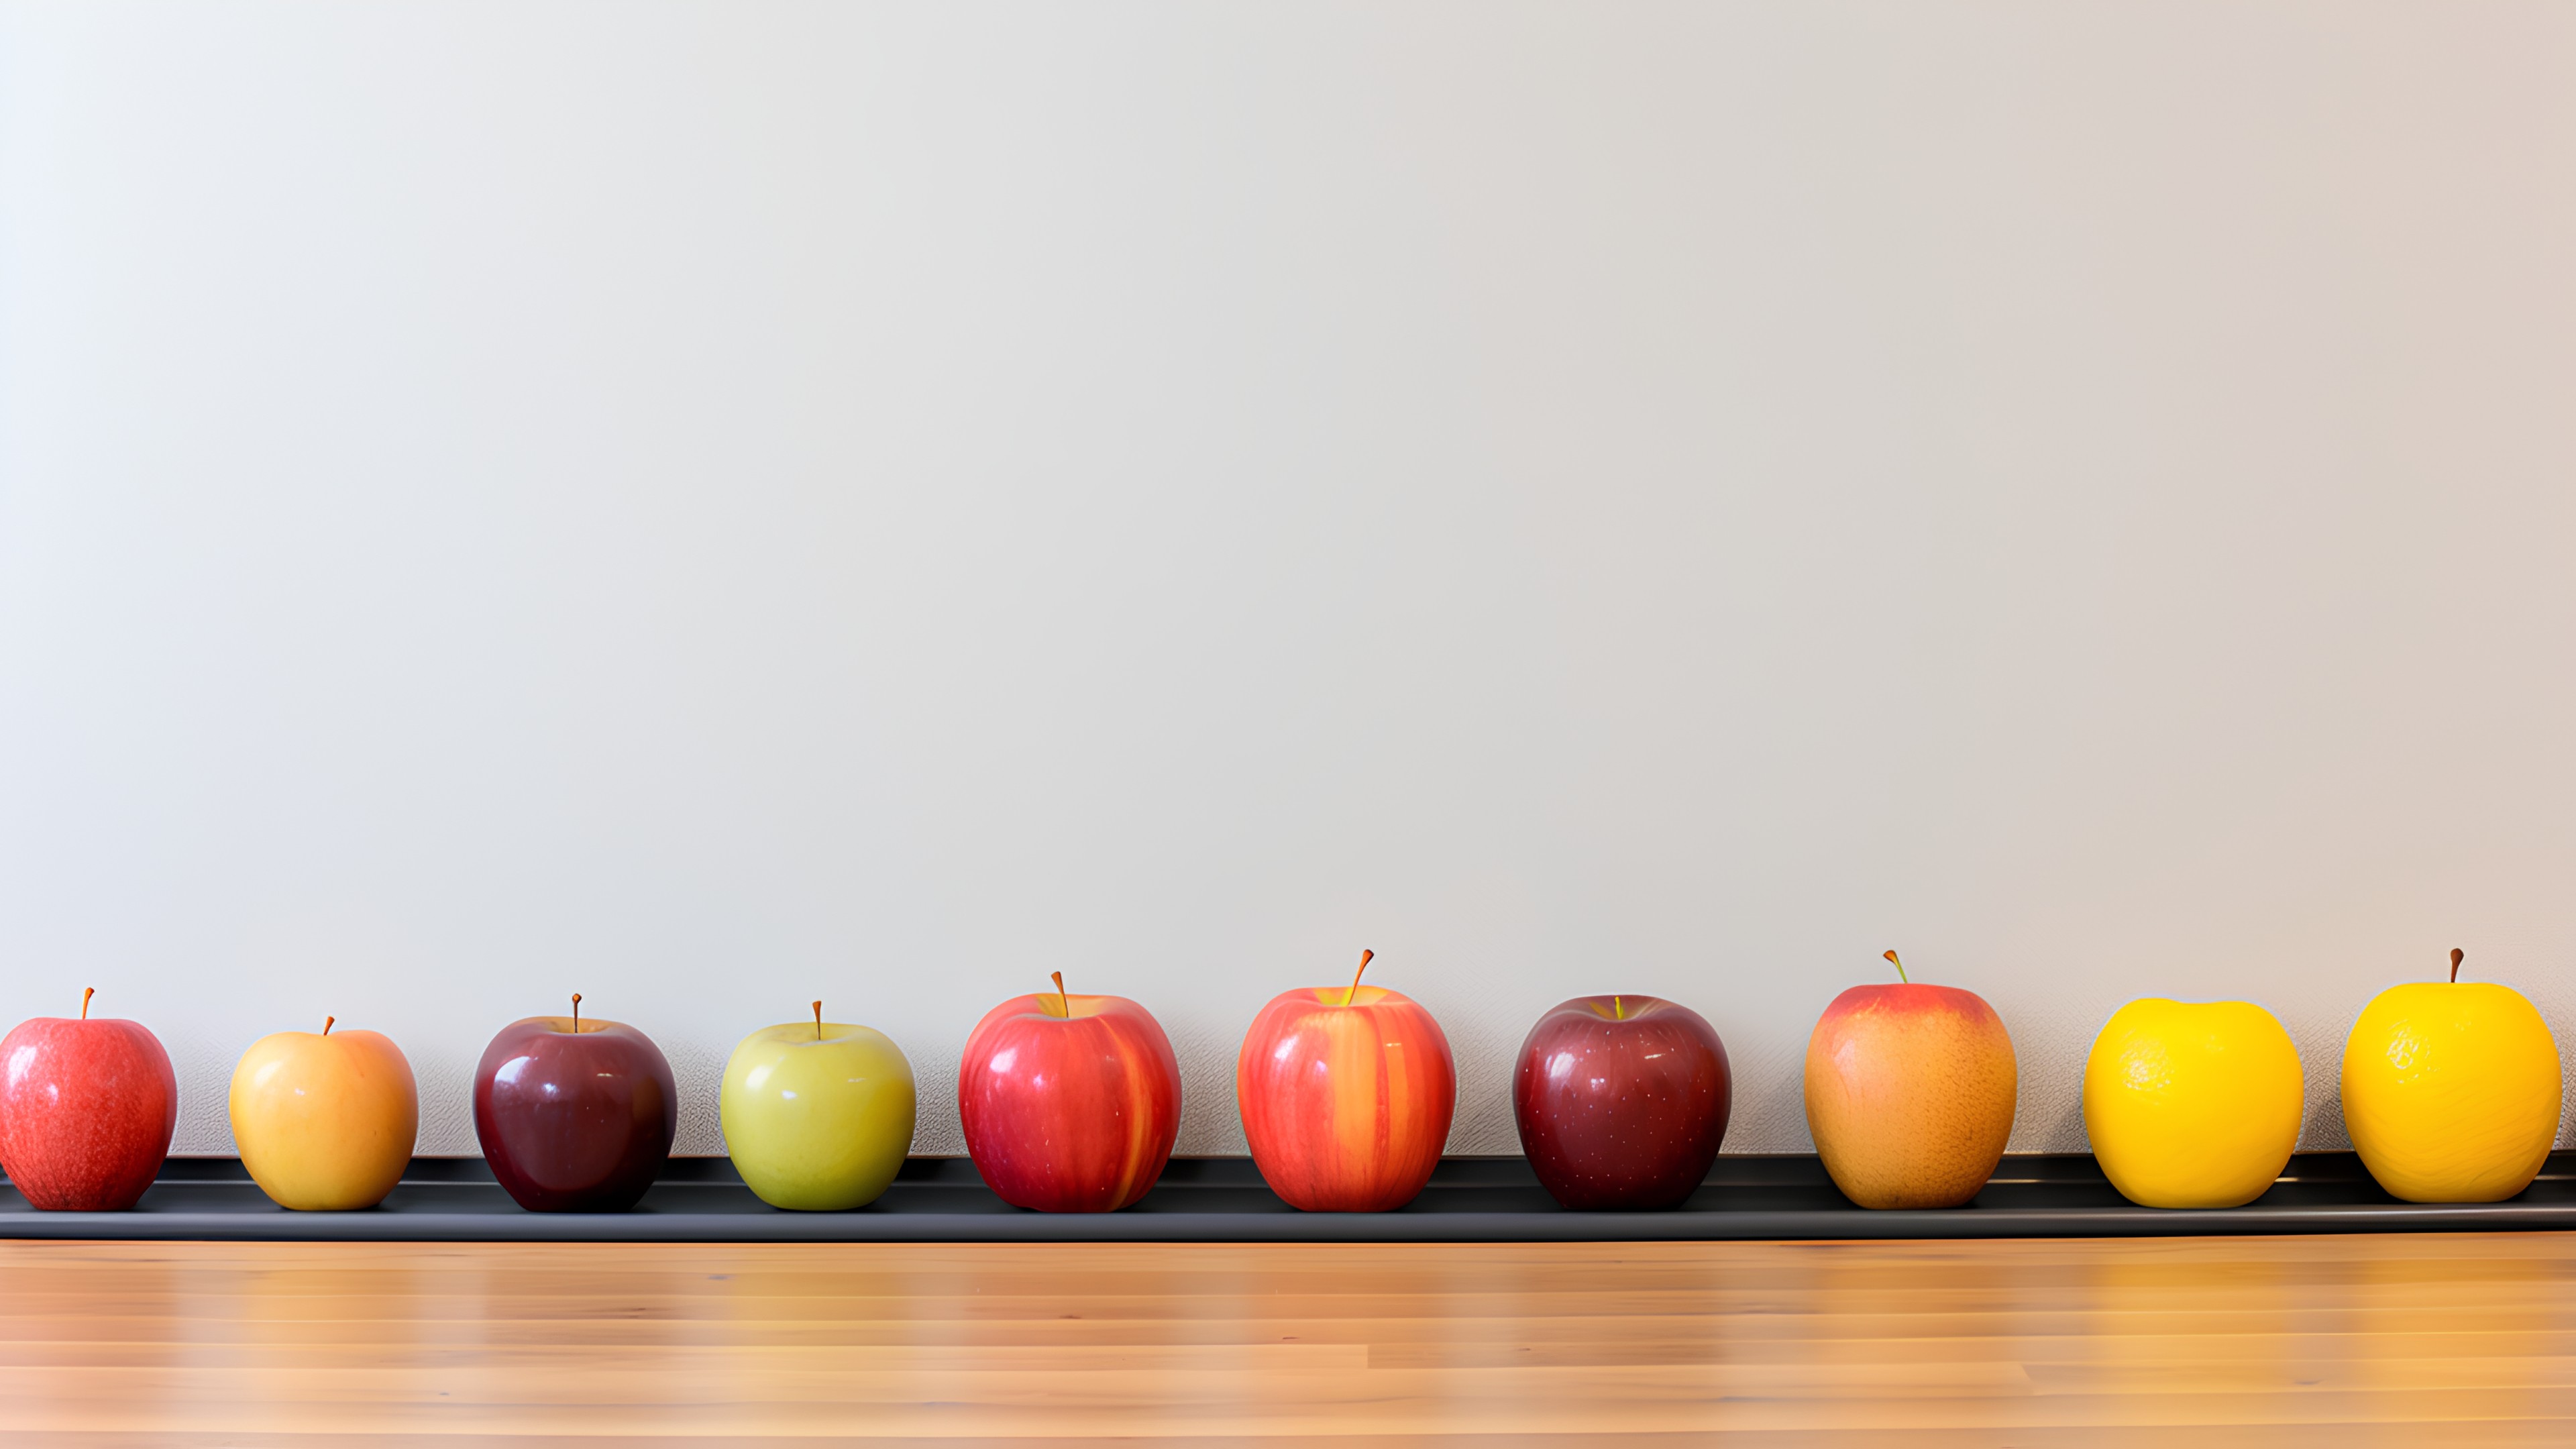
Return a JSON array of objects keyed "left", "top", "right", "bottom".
[
  {"left": 1804, "top": 951, "right": 2017, "bottom": 1209},
  {"left": 0, "top": 989, "right": 178, "bottom": 1211},
  {"left": 1513, "top": 994, "right": 1730, "bottom": 1210},
  {"left": 473, "top": 995, "right": 677, "bottom": 1213},
  {"left": 1236, "top": 951, "right": 1456, "bottom": 1212},
  {"left": 957, "top": 973, "right": 1181, "bottom": 1212}
]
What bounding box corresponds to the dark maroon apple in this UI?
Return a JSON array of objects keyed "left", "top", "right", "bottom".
[
  {"left": 472, "top": 997, "right": 675, "bottom": 1212},
  {"left": 1512, "top": 994, "right": 1729, "bottom": 1210},
  {"left": 0, "top": 989, "right": 177, "bottom": 1211}
]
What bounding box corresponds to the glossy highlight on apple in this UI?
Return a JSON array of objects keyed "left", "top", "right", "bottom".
[{"left": 4, "top": 941, "right": 2569, "bottom": 1219}]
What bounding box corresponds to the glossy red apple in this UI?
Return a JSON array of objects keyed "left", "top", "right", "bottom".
[
  {"left": 0, "top": 989, "right": 178, "bottom": 1211},
  {"left": 958, "top": 973, "right": 1181, "bottom": 1212},
  {"left": 1513, "top": 994, "right": 1730, "bottom": 1210},
  {"left": 1237, "top": 951, "right": 1456, "bottom": 1212},
  {"left": 472, "top": 995, "right": 676, "bottom": 1212}
]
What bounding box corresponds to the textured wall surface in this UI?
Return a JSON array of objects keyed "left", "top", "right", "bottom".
[{"left": 3, "top": 3, "right": 2573, "bottom": 1159}]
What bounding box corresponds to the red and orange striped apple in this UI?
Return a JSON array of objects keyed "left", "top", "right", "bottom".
[
  {"left": 958, "top": 973, "right": 1181, "bottom": 1213},
  {"left": 1238, "top": 951, "right": 1456, "bottom": 1212},
  {"left": 1803, "top": 951, "right": 2017, "bottom": 1209}
]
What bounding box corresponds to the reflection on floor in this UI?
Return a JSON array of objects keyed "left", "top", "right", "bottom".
[{"left": 0, "top": 1232, "right": 2571, "bottom": 1443}]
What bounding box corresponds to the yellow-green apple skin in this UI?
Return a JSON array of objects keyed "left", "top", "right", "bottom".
[
  {"left": 2083, "top": 999, "right": 2302, "bottom": 1209},
  {"left": 227, "top": 1027, "right": 420, "bottom": 1211},
  {"left": 720, "top": 1021, "right": 916, "bottom": 1211},
  {"left": 2341, "top": 981, "right": 2561, "bottom": 1203}
]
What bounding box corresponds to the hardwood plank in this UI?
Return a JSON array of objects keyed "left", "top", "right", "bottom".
[{"left": 0, "top": 1234, "right": 2571, "bottom": 1442}]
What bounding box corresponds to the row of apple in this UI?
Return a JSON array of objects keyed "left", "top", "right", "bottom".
[{"left": 0, "top": 949, "right": 2553, "bottom": 1215}]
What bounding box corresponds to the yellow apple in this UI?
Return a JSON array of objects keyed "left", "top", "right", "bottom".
[
  {"left": 2084, "top": 998, "right": 2302, "bottom": 1209},
  {"left": 720, "top": 1005, "right": 916, "bottom": 1211},
  {"left": 2341, "top": 949, "right": 2561, "bottom": 1203},
  {"left": 228, "top": 1019, "right": 419, "bottom": 1211}
]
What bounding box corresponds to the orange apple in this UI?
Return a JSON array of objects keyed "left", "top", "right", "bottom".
[
  {"left": 1803, "top": 951, "right": 2017, "bottom": 1209},
  {"left": 229, "top": 1016, "right": 419, "bottom": 1212},
  {"left": 1236, "top": 951, "right": 1456, "bottom": 1212}
]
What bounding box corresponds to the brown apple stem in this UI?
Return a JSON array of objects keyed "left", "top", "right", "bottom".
[
  {"left": 2451, "top": 947, "right": 2464, "bottom": 984},
  {"left": 1884, "top": 950, "right": 1907, "bottom": 984},
  {"left": 1345, "top": 949, "right": 1374, "bottom": 1006},
  {"left": 80, "top": 987, "right": 93, "bottom": 1021},
  {"left": 812, "top": 1001, "right": 824, "bottom": 1040},
  {"left": 572, "top": 993, "right": 582, "bottom": 1033},
  {"left": 1051, "top": 971, "right": 1069, "bottom": 1019},
  {"left": 323, "top": 1016, "right": 335, "bottom": 1037}
]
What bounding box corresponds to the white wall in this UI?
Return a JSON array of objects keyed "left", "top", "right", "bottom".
[{"left": 3, "top": 1, "right": 2572, "bottom": 1159}]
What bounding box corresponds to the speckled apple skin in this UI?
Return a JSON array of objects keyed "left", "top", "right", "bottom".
[
  {"left": 0, "top": 1017, "right": 178, "bottom": 1211},
  {"left": 1513, "top": 996, "right": 1730, "bottom": 1210},
  {"left": 1803, "top": 983, "right": 2017, "bottom": 1210}
]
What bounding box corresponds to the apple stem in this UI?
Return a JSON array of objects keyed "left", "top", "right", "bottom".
[
  {"left": 323, "top": 1016, "right": 334, "bottom": 1036},
  {"left": 1051, "top": 971, "right": 1069, "bottom": 1019},
  {"left": 1344, "top": 949, "right": 1374, "bottom": 1006},
  {"left": 2451, "top": 947, "right": 2464, "bottom": 984},
  {"left": 812, "top": 1000, "right": 824, "bottom": 1040},
  {"left": 1884, "top": 949, "right": 1908, "bottom": 985},
  {"left": 1614, "top": 995, "right": 1625, "bottom": 1020},
  {"left": 571, "top": 993, "right": 582, "bottom": 1033},
  {"left": 79, "top": 987, "right": 93, "bottom": 1021}
]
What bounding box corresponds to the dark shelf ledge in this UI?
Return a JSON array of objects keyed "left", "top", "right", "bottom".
[{"left": 4, "top": 1152, "right": 2570, "bottom": 1242}]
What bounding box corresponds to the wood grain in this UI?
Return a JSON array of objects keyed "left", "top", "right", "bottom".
[{"left": 0, "top": 1233, "right": 2571, "bottom": 1444}]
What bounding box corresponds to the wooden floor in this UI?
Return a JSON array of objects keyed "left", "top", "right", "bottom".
[{"left": 0, "top": 1234, "right": 2571, "bottom": 1444}]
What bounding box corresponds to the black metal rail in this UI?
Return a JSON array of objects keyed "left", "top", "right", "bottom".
[{"left": 4, "top": 1152, "right": 2571, "bottom": 1242}]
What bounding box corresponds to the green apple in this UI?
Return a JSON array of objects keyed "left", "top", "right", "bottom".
[{"left": 719, "top": 1006, "right": 916, "bottom": 1211}]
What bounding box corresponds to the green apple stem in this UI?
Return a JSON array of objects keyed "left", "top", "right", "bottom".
[
  {"left": 1051, "top": 971, "right": 1069, "bottom": 1019},
  {"left": 323, "top": 1016, "right": 335, "bottom": 1037},
  {"left": 80, "top": 987, "right": 93, "bottom": 1021},
  {"left": 571, "top": 993, "right": 582, "bottom": 1033},
  {"left": 2451, "top": 947, "right": 2464, "bottom": 984},
  {"left": 1344, "top": 949, "right": 1374, "bottom": 1006},
  {"left": 1884, "top": 950, "right": 1908, "bottom": 984},
  {"left": 812, "top": 1000, "right": 824, "bottom": 1040}
]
